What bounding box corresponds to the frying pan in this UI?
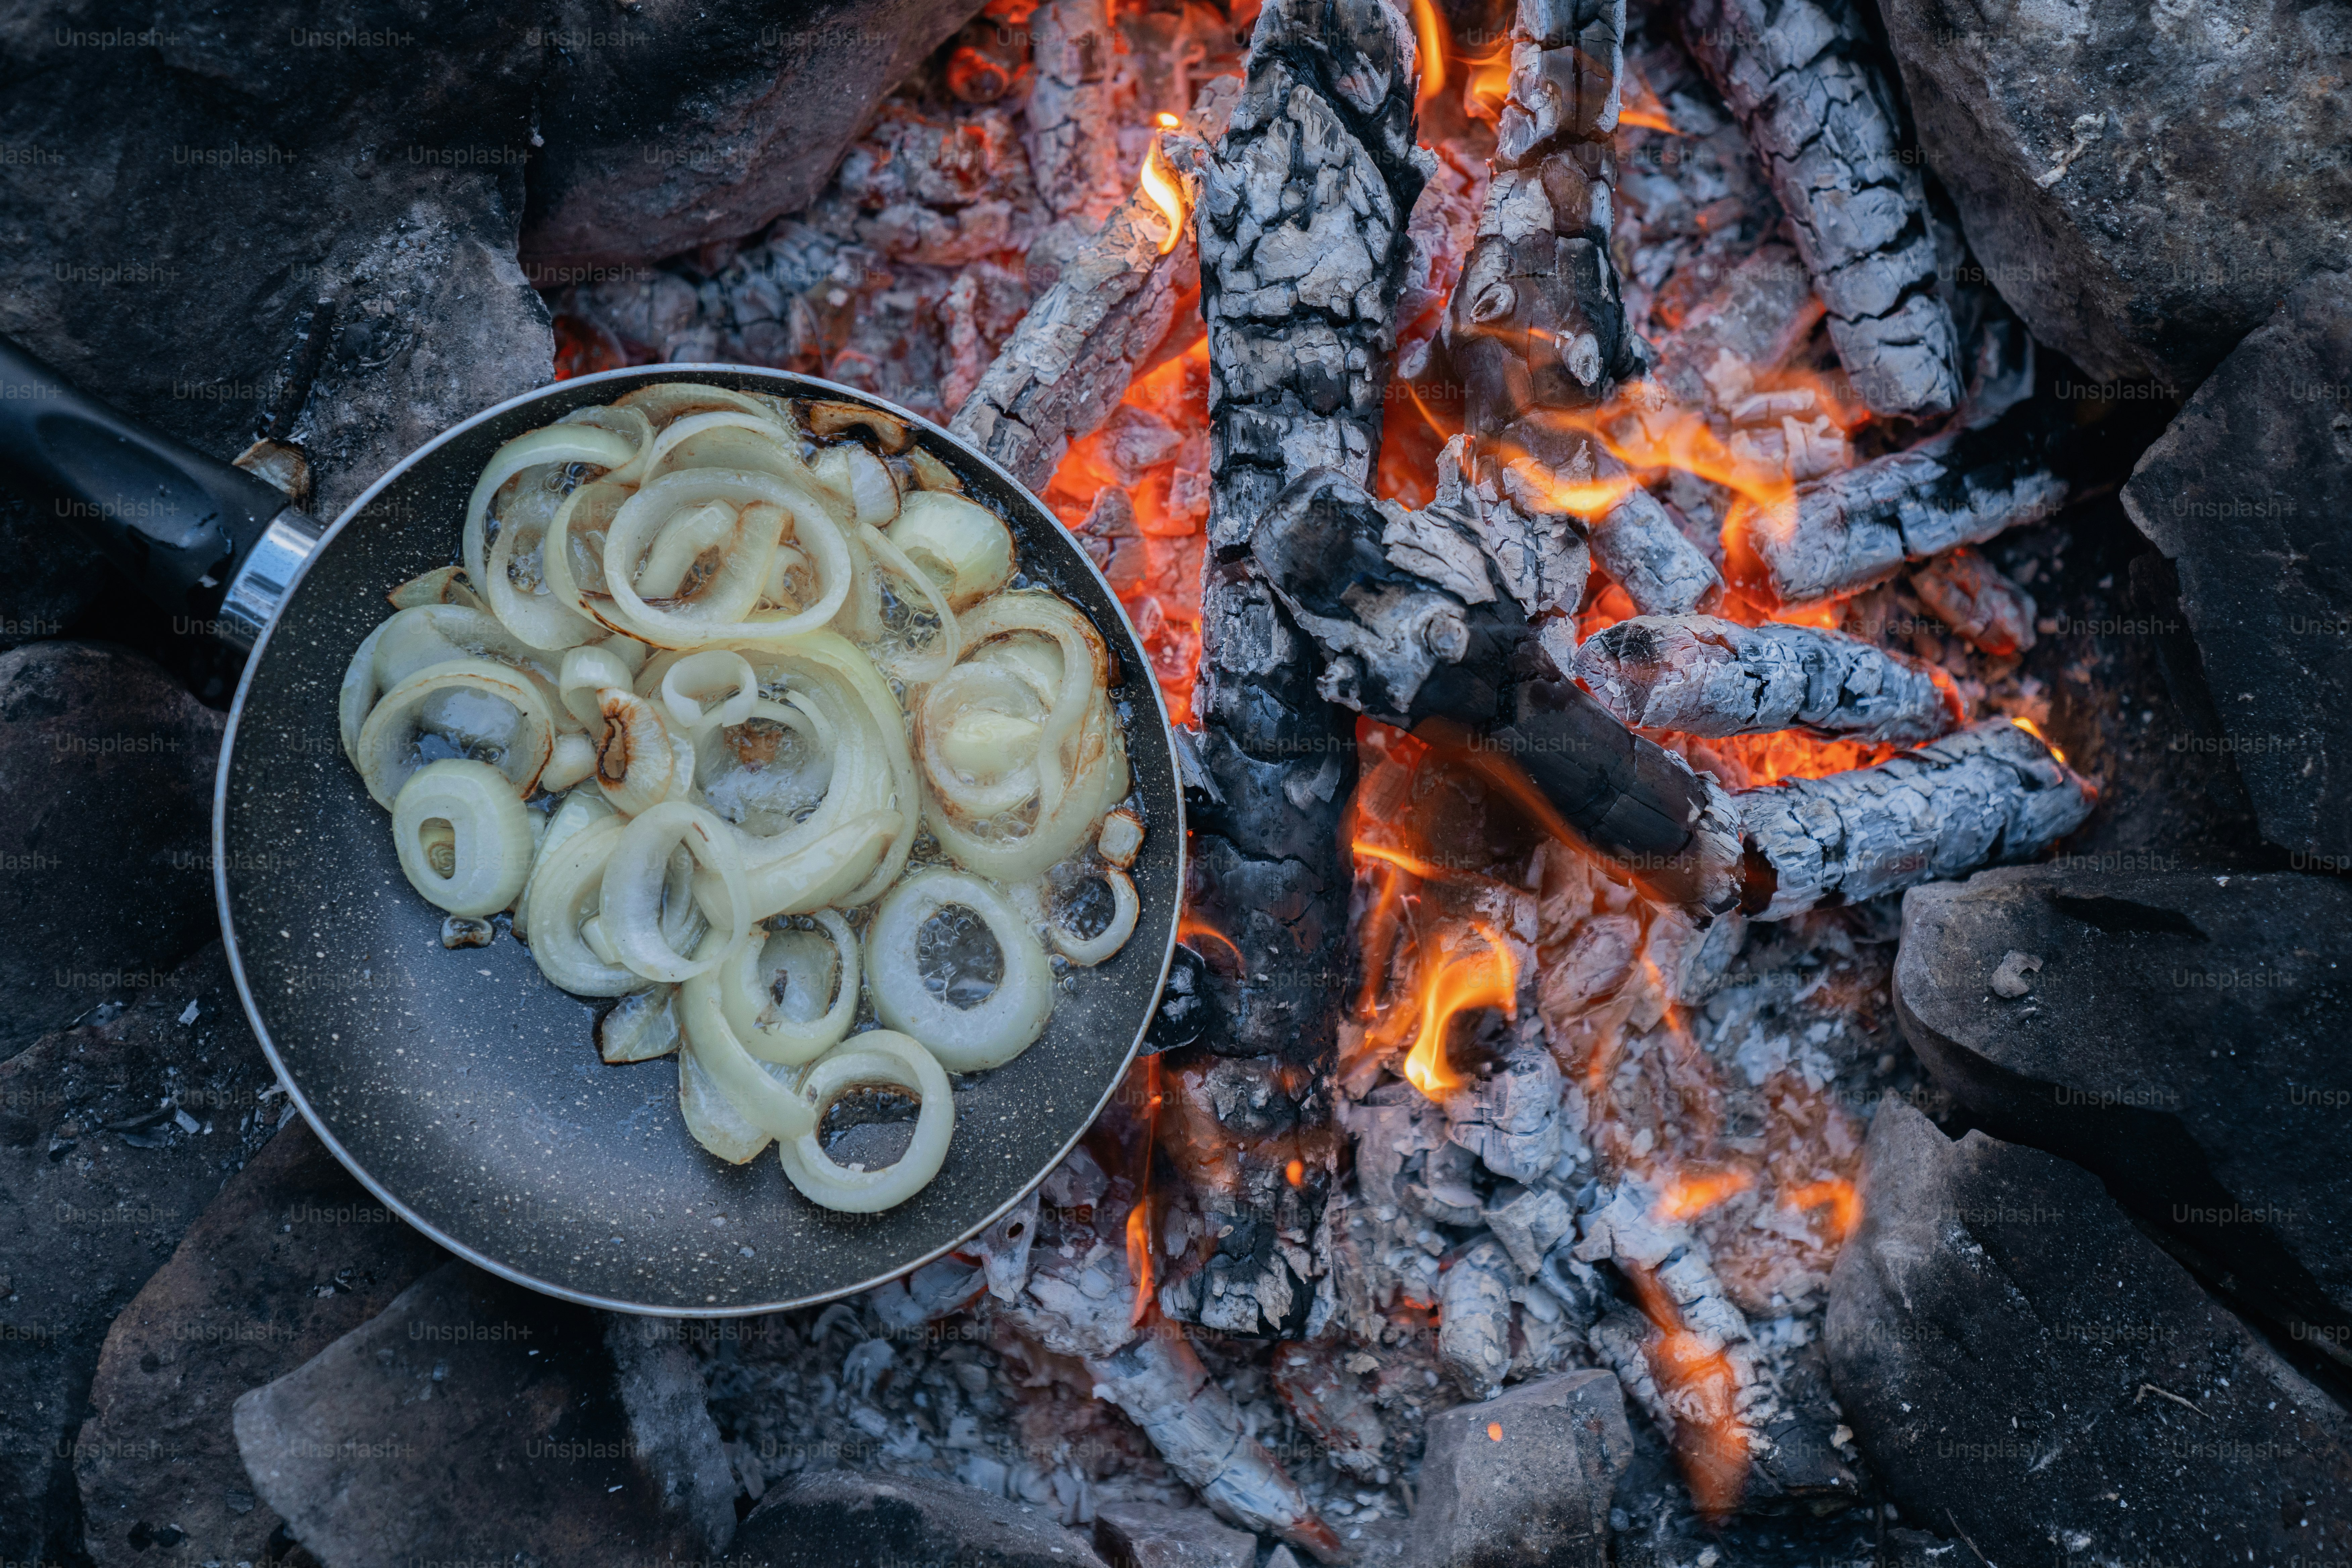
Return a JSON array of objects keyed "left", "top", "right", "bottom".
[{"left": 0, "top": 342, "right": 1183, "bottom": 1315}]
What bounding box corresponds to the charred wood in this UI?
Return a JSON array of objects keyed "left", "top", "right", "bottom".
[
  {"left": 1571, "top": 614, "right": 1960, "bottom": 743},
  {"left": 1909, "top": 546, "right": 2038, "bottom": 656},
  {"left": 1736, "top": 716, "right": 2096, "bottom": 919},
  {"left": 951, "top": 87, "right": 1238, "bottom": 491},
  {"left": 1437, "top": 1237, "right": 1521, "bottom": 1400},
  {"left": 1176, "top": 0, "right": 1428, "bottom": 1334},
  {"left": 1677, "top": 0, "right": 1962, "bottom": 418},
  {"left": 1746, "top": 401, "right": 2086, "bottom": 608}
]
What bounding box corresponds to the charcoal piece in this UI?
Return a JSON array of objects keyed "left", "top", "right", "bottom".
[
  {"left": 1895, "top": 866, "right": 2352, "bottom": 1360},
  {"left": 0, "top": 0, "right": 552, "bottom": 521},
  {"left": 1735, "top": 717, "right": 2096, "bottom": 919},
  {"left": 1826, "top": 1101, "right": 2352, "bottom": 1565},
  {"left": 952, "top": 91, "right": 1237, "bottom": 491},
  {"left": 1877, "top": 0, "right": 2350, "bottom": 387},
  {"left": 70, "top": 1123, "right": 446, "bottom": 1568},
  {"left": 0, "top": 642, "right": 224, "bottom": 1062},
  {"left": 2121, "top": 271, "right": 2352, "bottom": 860},
  {"left": 1573, "top": 614, "right": 1959, "bottom": 743},
  {"left": 1153, "top": 1050, "right": 1328, "bottom": 1339},
  {"left": 1438, "top": 1237, "right": 1521, "bottom": 1400},
  {"left": 0, "top": 942, "right": 279, "bottom": 1567},
  {"left": 1444, "top": 1041, "right": 1567, "bottom": 1183},
  {"left": 1677, "top": 0, "right": 1960, "bottom": 418},
  {"left": 1907, "top": 547, "right": 2036, "bottom": 656},
  {"left": 1093, "top": 1500, "right": 1257, "bottom": 1568},
  {"left": 1648, "top": 241, "right": 1824, "bottom": 416},
  {"left": 1183, "top": 0, "right": 1427, "bottom": 1339},
  {"left": 1752, "top": 401, "right": 2085, "bottom": 607},
  {"left": 233, "top": 1261, "right": 731, "bottom": 1566},
  {"left": 1585, "top": 483, "right": 1725, "bottom": 617},
  {"left": 1024, "top": 0, "right": 1142, "bottom": 237},
  {"left": 1408, "top": 1369, "right": 1632, "bottom": 1568},
  {"left": 1268, "top": 1344, "right": 1389, "bottom": 1479},
  {"left": 736, "top": 1469, "right": 1108, "bottom": 1568}
]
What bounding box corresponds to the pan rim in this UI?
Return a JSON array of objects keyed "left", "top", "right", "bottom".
[{"left": 213, "top": 362, "right": 1185, "bottom": 1318}]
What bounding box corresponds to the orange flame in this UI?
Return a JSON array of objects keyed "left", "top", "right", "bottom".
[
  {"left": 1177, "top": 909, "right": 1244, "bottom": 976},
  {"left": 1138, "top": 138, "right": 1187, "bottom": 256},
  {"left": 1400, "top": 922, "right": 1518, "bottom": 1099},
  {"left": 1155, "top": 111, "right": 1180, "bottom": 129},
  {"left": 1655, "top": 1169, "right": 1756, "bottom": 1222},
  {"left": 1409, "top": 0, "right": 1450, "bottom": 113},
  {"left": 1783, "top": 1178, "right": 1862, "bottom": 1241},
  {"left": 2010, "top": 715, "right": 2067, "bottom": 767},
  {"left": 1625, "top": 1265, "right": 1749, "bottom": 1520},
  {"left": 1616, "top": 67, "right": 1679, "bottom": 135},
  {"left": 1126, "top": 1054, "right": 1164, "bottom": 1326}
]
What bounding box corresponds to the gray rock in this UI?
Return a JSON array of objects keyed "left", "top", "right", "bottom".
[
  {"left": 734, "top": 1468, "right": 1108, "bottom": 1568},
  {"left": 71, "top": 1121, "right": 446, "bottom": 1568},
  {"left": 1876, "top": 0, "right": 2352, "bottom": 387},
  {"left": 1826, "top": 1100, "right": 2352, "bottom": 1565},
  {"left": 520, "top": 0, "right": 991, "bottom": 271},
  {"left": 603, "top": 1314, "right": 740, "bottom": 1555},
  {"left": 0, "top": 641, "right": 223, "bottom": 1062},
  {"left": 2121, "top": 271, "right": 2352, "bottom": 858},
  {"left": 1895, "top": 866, "right": 2352, "bottom": 1361},
  {"left": 0, "top": 0, "right": 552, "bottom": 523},
  {"left": 233, "top": 1260, "right": 732, "bottom": 1566},
  {"left": 0, "top": 941, "right": 280, "bottom": 1567},
  {"left": 1406, "top": 1368, "right": 1632, "bottom": 1568},
  {"left": 1092, "top": 1499, "right": 1256, "bottom": 1568}
]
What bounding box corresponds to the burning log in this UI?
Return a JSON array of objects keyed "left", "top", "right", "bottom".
[
  {"left": 1909, "top": 547, "right": 2038, "bottom": 656},
  {"left": 1025, "top": 0, "right": 1143, "bottom": 243},
  {"left": 951, "top": 89, "right": 1236, "bottom": 492},
  {"left": 1676, "top": 0, "right": 1962, "bottom": 419},
  {"left": 1570, "top": 614, "right": 1961, "bottom": 744},
  {"left": 1174, "top": 0, "right": 1429, "bottom": 1336},
  {"left": 1736, "top": 716, "right": 2096, "bottom": 919},
  {"left": 1742, "top": 401, "right": 2080, "bottom": 608},
  {"left": 1444, "top": 0, "right": 1727, "bottom": 618}
]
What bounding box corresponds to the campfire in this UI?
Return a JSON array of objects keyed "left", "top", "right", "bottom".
[
  {"left": 22, "top": 0, "right": 2350, "bottom": 1562},
  {"left": 534, "top": 0, "right": 2121, "bottom": 1550}
]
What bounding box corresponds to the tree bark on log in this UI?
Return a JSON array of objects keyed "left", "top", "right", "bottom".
[
  {"left": 1173, "top": 0, "right": 1429, "bottom": 1337},
  {"left": 1677, "top": 0, "right": 1962, "bottom": 419},
  {"left": 1570, "top": 613, "right": 1961, "bottom": 742}
]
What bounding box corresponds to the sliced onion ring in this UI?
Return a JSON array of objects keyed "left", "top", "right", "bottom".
[
  {"left": 661, "top": 650, "right": 757, "bottom": 731},
  {"left": 866, "top": 867, "right": 1054, "bottom": 1072},
  {"left": 1049, "top": 867, "right": 1139, "bottom": 967},
  {"left": 462, "top": 424, "right": 637, "bottom": 602},
  {"left": 720, "top": 910, "right": 860, "bottom": 1066},
  {"left": 353, "top": 657, "right": 556, "bottom": 809},
  {"left": 390, "top": 760, "right": 534, "bottom": 918},
  {"left": 599, "top": 803, "right": 751, "bottom": 984},
  {"left": 520, "top": 816, "right": 640, "bottom": 996},
  {"left": 775, "top": 1031, "right": 953, "bottom": 1214}
]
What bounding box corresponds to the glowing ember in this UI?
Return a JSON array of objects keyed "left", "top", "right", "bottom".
[
  {"left": 1486, "top": 1421, "right": 1504, "bottom": 1441},
  {"left": 1400, "top": 922, "right": 1518, "bottom": 1099},
  {"left": 1177, "top": 907, "right": 1244, "bottom": 975},
  {"left": 1655, "top": 1169, "right": 1756, "bottom": 1222},
  {"left": 1783, "top": 1177, "right": 1863, "bottom": 1241},
  {"left": 2010, "top": 714, "right": 2067, "bottom": 766},
  {"left": 1285, "top": 1157, "right": 1306, "bottom": 1186},
  {"left": 1625, "top": 1265, "right": 1750, "bottom": 1520},
  {"left": 1138, "top": 138, "right": 1187, "bottom": 256}
]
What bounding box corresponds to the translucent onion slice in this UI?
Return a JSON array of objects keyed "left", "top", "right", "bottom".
[
  {"left": 865, "top": 867, "right": 1054, "bottom": 1071},
  {"left": 661, "top": 650, "right": 757, "bottom": 731},
  {"left": 543, "top": 478, "right": 630, "bottom": 614},
  {"left": 559, "top": 644, "right": 637, "bottom": 729},
  {"left": 919, "top": 660, "right": 1051, "bottom": 824},
  {"left": 1048, "top": 867, "right": 1139, "bottom": 967},
  {"left": 558, "top": 404, "right": 654, "bottom": 486},
  {"left": 363, "top": 604, "right": 569, "bottom": 732},
  {"left": 616, "top": 382, "right": 799, "bottom": 429},
  {"left": 678, "top": 1042, "right": 792, "bottom": 1164},
  {"left": 889, "top": 491, "right": 1015, "bottom": 611},
  {"left": 775, "top": 1031, "right": 954, "bottom": 1214},
  {"left": 353, "top": 657, "right": 556, "bottom": 809},
  {"left": 677, "top": 949, "right": 821, "bottom": 1142},
  {"left": 339, "top": 619, "right": 389, "bottom": 767},
  {"left": 599, "top": 803, "right": 751, "bottom": 983},
  {"left": 597, "top": 985, "right": 680, "bottom": 1062},
  {"left": 600, "top": 469, "right": 850, "bottom": 648},
  {"left": 386, "top": 564, "right": 488, "bottom": 612},
  {"left": 542, "top": 731, "right": 598, "bottom": 792},
  {"left": 648, "top": 411, "right": 817, "bottom": 488},
  {"left": 957, "top": 592, "right": 1112, "bottom": 816},
  {"left": 859, "top": 521, "right": 962, "bottom": 685},
  {"left": 519, "top": 816, "right": 640, "bottom": 996},
  {"left": 462, "top": 424, "right": 637, "bottom": 602},
  {"left": 390, "top": 760, "right": 534, "bottom": 918},
  {"left": 718, "top": 911, "right": 860, "bottom": 1066},
  {"left": 592, "top": 688, "right": 683, "bottom": 817},
  {"left": 483, "top": 471, "right": 604, "bottom": 651},
  {"left": 924, "top": 702, "right": 1129, "bottom": 884},
  {"left": 738, "top": 808, "right": 901, "bottom": 921},
  {"left": 811, "top": 441, "right": 901, "bottom": 528},
  {"left": 513, "top": 789, "right": 614, "bottom": 944}
]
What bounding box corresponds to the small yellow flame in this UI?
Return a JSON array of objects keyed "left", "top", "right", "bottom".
[
  {"left": 2010, "top": 715, "right": 2067, "bottom": 767},
  {"left": 1409, "top": 0, "right": 1450, "bottom": 112},
  {"left": 1139, "top": 139, "right": 1186, "bottom": 256},
  {"left": 1155, "top": 111, "right": 1180, "bottom": 129}
]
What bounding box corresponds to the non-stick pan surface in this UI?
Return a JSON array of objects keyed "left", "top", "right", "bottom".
[{"left": 215, "top": 366, "right": 1182, "bottom": 1315}]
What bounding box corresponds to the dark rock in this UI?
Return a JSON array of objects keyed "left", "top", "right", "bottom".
[
  {"left": 71, "top": 1120, "right": 445, "bottom": 1568},
  {"left": 1895, "top": 866, "right": 2352, "bottom": 1361},
  {"left": 0, "top": 941, "right": 280, "bottom": 1567},
  {"left": 0, "top": 480, "right": 104, "bottom": 650},
  {"left": 603, "top": 1314, "right": 741, "bottom": 1554},
  {"left": 1826, "top": 1100, "right": 2352, "bottom": 1565},
  {"left": 1092, "top": 1499, "right": 1256, "bottom": 1568},
  {"left": 0, "top": 0, "right": 551, "bottom": 523},
  {"left": 2120, "top": 271, "right": 2352, "bottom": 858},
  {"left": 1406, "top": 1368, "right": 1632, "bottom": 1568},
  {"left": 0, "top": 641, "right": 224, "bottom": 1062},
  {"left": 735, "top": 1469, "right": 1107, "bottom": 1568},
  {"left": 522, "top": 0, "right": 993, "bottom": 270},
  {"left": 233, "top": 1260, "right": 734, "bottom": 1566},
  {"left": 1876, "top": 0, "right": 2352, "bottom": 388}
]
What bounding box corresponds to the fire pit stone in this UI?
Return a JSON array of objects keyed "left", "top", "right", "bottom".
[
  {"left": 1406, "top": 1367, "right": 1632, "bottom": 1568},
  {"left": 735, "top": 1467, "right": 1110, "bottom": 1568}
]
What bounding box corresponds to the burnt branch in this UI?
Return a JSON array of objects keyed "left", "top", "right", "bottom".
[
  {"left": 1749, "top": 401, "right": 2082, "bottom": 607},
  {"left": 951, "top": 90, "right": 1238, "bottom": 491},
  {"left": 1176, "top": 0, "right": 1428, "bottom": 1337},
  {"left": 1571, "top": 614, "right": 1961, "bottom": 743},
  {"left": 1677, "top": 0, "right": 1962, "bottom": 418},
  {"left": 1910, "top": 546, "right": 2038, "bottom": 656},
  {"left": 1736, "top": 716, "right": 2097, "bottom": 918}
]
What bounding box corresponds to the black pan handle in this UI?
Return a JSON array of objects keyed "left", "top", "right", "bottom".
[{"left": 0, "top": 334, "right": 321, "bottom": 650}]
